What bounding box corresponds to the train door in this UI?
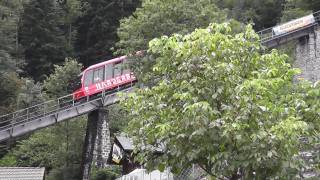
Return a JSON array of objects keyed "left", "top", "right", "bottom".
[
  {"left": 113, "top": 61, "right": 122, "bottom": 78},
  {"left": 83, "top": 66, "right": 105, "bottom": 95},
  {"left": 105, "top": 64, "right": 113, "bottom": 80},
  {"left": 112, "top": 61, "right": 122, "bottom": 86}
]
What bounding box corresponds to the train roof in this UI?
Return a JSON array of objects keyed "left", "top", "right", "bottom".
[{"left": 85, "top": 56, "right": 127, "bottom": 71}]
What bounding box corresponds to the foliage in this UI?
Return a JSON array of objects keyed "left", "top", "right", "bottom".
[
  {"left": 108, "top": 104, "right": 129, "bottom": 134},
  {"left": 121, "top": 23, "right": 320, "bottom": 178},
  {"left": 0, "top": 0, "right": 24, "bottom": 72},
  {"left": 19, "top": 0, "right": 68, "bottom": 81},
  {"left": 46, "top": 164, "right": 82, "bottom": 180},
  {"left": 43, "top": 58, "right": 83, "bottom": 98},
  {"left": 16, "top": 78, "right": 43, "bottom": 109},
  {"left": 75, "top": 0, "right": 140, "bottom": 67},
  {"left": 214, "top": 0, "right": 286, "bottom": 30},
  {"left": 0, "top": 59, "right": 87, "bottom": 179},
  {"left": 0, "top": 152, "right": 17, "bottom": 166},
  {"left": 0, "top": 72, "right": 23, "bottom": 114},
  {"left": 274, "top": 41, "right": 295, "bottom": 64},
  {"left": 12, "top": 130, "right": 61, "bottom": 168},
  {"left": 56, "top": 0, "right": 82, "bottom": 54},
  {"left": 117, "top": 0, "right": 229, "bottom": 84},
  {"left": 1, "top": 114, "right": 87, "bottom": 179},
  {"left": 305, "top": 0, "right": 320, "bottom": 11},
  {"left": 117, "top": 0, "right": 227, "bottom": 55},
  {"left": 91, "top": 166, "right": 121, "bottom": 180},
  {"left": 6, "top": 116, "right": 87, "bottom": 170},
  {"left": 280, "top": 0, "right": 312, "bottom": 22},
  {"left": 0, "top": 0, "right": 320, "bottom": 179}
]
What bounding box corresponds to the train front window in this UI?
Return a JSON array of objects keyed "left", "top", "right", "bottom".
[
  {"left": 93, "top": 67, "right": 104, "bottom": 83},
  {"left": 84, "top": 70, "right": 93, "bottom": 87}
]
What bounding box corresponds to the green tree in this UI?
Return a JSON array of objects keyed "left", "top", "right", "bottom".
[
  {"left": 216, "top": 0, "right": 285, "bottom": 30},
  {"left": 117, "top": 0, "right": 227, "bottom": 55},
  {"left": 56, "top": 0, "right": 82, "bottom": 56},
  {"left": 305, "top": 0, "right": 320, "bottom": 11},
  {"left": 75, "top": 0, "right": 140, "bottom": 67},
  {"left": 0, "top": 72, "right": 23, "bottom": 114},
  {"left": 108, "top": 104, "right": 129, "bottom": 134},
  {"left": 43, "top": 58, "right": 85, "bottom": 180},
  {"left": 280, "top": 0, "right": 312, "bottom": 22},
  {"left": 1, "top": 59, "right": 86, "bottom": 180},
  {"left": 16, "top": 79, "right": 43, "bottom": 109},
  {"left": 0, "top": 0, "right": 24, "bottom": 72},
  {"left": 44, "top": 58, "right": 82, "bottom": 98},
  {"left": 122, "top": 23, "right": 320, "bottom": 178},
  {"left": 116, "top": 0, "right": 229, "bottom": 83},
  {"left": 19, "top": 0, "right": 68, "bottom": 81}
]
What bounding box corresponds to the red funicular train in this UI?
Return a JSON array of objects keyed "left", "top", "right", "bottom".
[{"left": 72, "top": 56, "right": 137, "bottom": 100}]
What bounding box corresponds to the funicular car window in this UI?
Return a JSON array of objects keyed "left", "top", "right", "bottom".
[
  {"left": 93, "top": 67, "right": 104, "bottom": 83},
  {"left": 122, "top": 60, "right": 130, "bottom": 74},
  {"left": 113, "top": 62, "right": 122, "bottom": 77},
  {"left": 84, "top": 70, "right": 93, "bottom": 87},
  {"left": 105, "top": 64, "right": 113, "bottom": 80}
]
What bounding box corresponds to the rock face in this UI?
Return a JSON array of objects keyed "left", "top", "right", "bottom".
[
  {"left": 81, "top": 108, "right": 112, "bottom": 180},
  {"left": 295, "top": 26, "right": 320, "bottom": 82}
]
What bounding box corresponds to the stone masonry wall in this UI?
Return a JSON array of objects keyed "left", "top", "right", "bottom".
[
  {"left": 294, "top": 26, "right": 320, "bottom": 178},
  {"left": 294, "top": 26, "right": 320, "bottom": 82},
  {"left": 81, "top": 110, "right": 99, "bottom": 180},
  {"left": 81, "top": 108, "right": 112, "bottom": 180},
  {"left": 94, "top": 108, "right": 112, "bottom": 168}
]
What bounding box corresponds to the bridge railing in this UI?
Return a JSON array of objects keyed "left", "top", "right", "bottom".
[
  {"left": 0, "top": 94, "right": 74, "bottom": 131},
  {"left": 0, "top": 84, "right": 134, "bottom": 132},
  {"left": 257, "top": 27, "right": 274, "bottom": 42}
]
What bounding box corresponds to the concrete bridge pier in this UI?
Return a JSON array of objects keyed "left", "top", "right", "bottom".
[
  {"left": 81, "top": 108, "right": 111, "bottom": 180},
  {"left": 294, "top": 26, "right": 320, "bottom": 82}
]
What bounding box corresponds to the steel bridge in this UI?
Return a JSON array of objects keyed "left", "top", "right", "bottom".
[
  {"left": 258, "top": 10, "right": 320, "bottom": 48},
  {"left": 0, "top": 87, "right": 134, "bottom": 142},
  {"left": 1, "top": 11, "right": 320, "bottom": 143}
]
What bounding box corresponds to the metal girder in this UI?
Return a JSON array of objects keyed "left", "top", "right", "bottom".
[{"left": 0, "top": 87, "right": 134, "bottom": 142}]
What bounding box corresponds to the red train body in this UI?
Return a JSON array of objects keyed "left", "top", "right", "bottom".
[{"left": 72, "top": 56, "right": 136, "bottom": 100}]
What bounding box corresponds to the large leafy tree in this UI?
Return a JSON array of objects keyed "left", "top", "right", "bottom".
[
  {"left": 122, "top": 23, "right": 320, "bottom": 178},
  {"left": 75, "top": 0, "right": 140, "bottom": 67},
  {"left": 19, "top": 0, "right": 68, "bottom": 81}
]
